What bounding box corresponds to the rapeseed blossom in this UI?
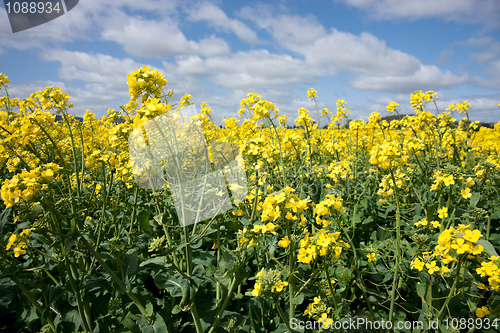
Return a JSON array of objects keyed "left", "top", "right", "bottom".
[
  {"left": 6, "top": 229, "right": 31, "bottom": 257},
  {"left": 251, "top": 268, "right": 288, "bottom": 297}
]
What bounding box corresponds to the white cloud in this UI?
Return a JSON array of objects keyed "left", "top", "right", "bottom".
[
  {"left": 351, "top": 64, "right": 468, "bottom": 92},
  {"left": 188, "top": 2, "right": 260, "bottom": 44},
  {"left": 454, "top": 36, "right": 500, "bottom": 64},
  {"left": 242, "top": 10, "right": 466, "bottom": 92},
  {"left": 470, "top": 60, "right": 500, "bottom": 89},
  {"left": 198, "top": 35, "right": 231, "bottom": 57},
  {"left": 101, "top": 14, "right": 198, "bottom": 57},
  {"left": 38, "top": 50, "right": 147, "bottom": 115},
  {"left": 161, "top": 49, "right": 320, "bottom": 122},
  {"left": 338, "top": 0, "right": 500, "bottom": 27},
  {"left": 302, "top": 30, "right": 420, "bottom": 76}
]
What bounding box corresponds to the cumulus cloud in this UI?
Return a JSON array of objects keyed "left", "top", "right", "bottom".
[
  {"left": 188, "top": 2, "right": 260, "bottom": 44},
  {"left": 101, "top": 14, "right": 198, "bottom": 57},
  {"left": 39, "top": 50, "right": 147, "bottom": 115},
  {"left": 338, "top": 0, "right": 500, "bottom": 27},
  {"left": 351, "top": 64, "right": 469, "bottom": 92},
  {"left": 242, "top": 9, "right": 466, "bottom": 92}
]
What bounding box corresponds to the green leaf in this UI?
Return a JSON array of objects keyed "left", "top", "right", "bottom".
[
  {"left": 470, "top": 192, "right": 480, "bottom": 208},
  {"left": 153, "top": 313, "right": 169, "bottom": 333},
  {"left": 138, "top": 210, "right": 152, "bottom": 232},
  {"left": 64, "top": 233, "right": 80, "bottom": 252},
  {"left": 123, "top": 251, "right": 139, "bottom": 276},
  {"left": 291, "top": 293, "right": 304, "bottom": 305},
  {"left": 155, "top": 273, "right": 190, "bottom": 307},
  {"left": 0, "top": 206, "right": 12, "bottom": 234},
  {"left": 416, "top": 281, "right": 431, "bottom": 308}
]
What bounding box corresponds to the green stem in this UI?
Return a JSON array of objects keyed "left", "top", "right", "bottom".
[
  {"left": 66, "top": 259, "right": 93, "bottom": 332},
  {"left": 208, "top": 274, "right": 240, "bottom": 333},
  {"left": 275, "top": 299, "right": 293, "bottom": 332},
  {"left": 128, "top": 186, "right": 139, "bottom": 245},
  {"left": 285, "top": 219, "right": 295, "bottom": 319},
  {"left": 388, "top": 168, "right": 402, "bottom": 324},
  {"left": 436, "top": 258, "right": 462, "bottom": 320},
  {"left": 182, "top": 224, "right": 203, "bottom": 333},
  {"left": 323, "top": 261, "right": 339, "bottom": 318},
  {"left": 81, "top": 236, "right": 151, "bottom": 323}
]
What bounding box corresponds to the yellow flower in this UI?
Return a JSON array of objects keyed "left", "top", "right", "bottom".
[
  {"left": 461, "top": 187, "right": 472, "bottom": 199},
  {"left": 425, "top": 261, "right": 440, "bottom": 275},
  {"left": 478, "top": 283, "right": 488, "bottom": 290},
  {"left": 252, "top": 282, "right": 262, "bottom": 296},
  {"left": 307, "top": 88, "right": 317, "bottom": 100},
  {"left": 14, "top": 246, "right": 26, "bottom": 257},
  {"left": 463, "top": 229, "right": 482, "bottom": 243},
  {"left": 272, "top": 280, "right": 288, "bottom": 292},
  {"left": 430, "top": 220, "right": 441, "bottom": 229},
  {"left": 386, "top": 101, "right": 399, "bottom": 114},
  {"left": 367, "top": 253, "right": 376, "bottom": 262},
  {"left": 476, "top": 306, "right": 490, "bottom": 318},
  {"left": 411, "top": 258, "right": 425, "bottom": 271},
  {"left": 438, "top": 207, "right": 448, "bottom": 219},
  {"left": 6, "top": 234, "right": 17, "bottom": 250},
  {"left": 278, "top": 237, "right": 290, "bottom": 248}
]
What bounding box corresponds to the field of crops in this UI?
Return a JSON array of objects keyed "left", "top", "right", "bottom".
[{"left": 0, "top": 67, "right": 499, "bottom": 332}]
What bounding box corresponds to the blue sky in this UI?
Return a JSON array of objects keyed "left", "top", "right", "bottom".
[{"left": 1, "top": 0, "right": 499, "bottom": 124}]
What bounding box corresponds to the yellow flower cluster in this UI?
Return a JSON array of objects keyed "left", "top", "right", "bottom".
[
  {"left": 435, "top": 224, "right": 483, "bottom": 258},
  {"left": 6, "top": 229, "right": 31, "bottom": 257},
  {"left": 387, "top": 101, "right": 399, "bottom": 114},
  {"left": 295, "top": 107, "right": 315, "bottom": 127},
  {"left": 476, "top": 256, "right": 500, "bottom": 291},
  {"left": 1, "top": 163, "right": 62, "bottom": 207},
  {"left": 314, "top": 194, "right": 346, "bottom": 227},
  {"left": 307, "top": 88, "right": 317, "bottom": 101},
  {"left": 18, "top": 86, "right": 72, "bottom": 112},
  {"left": 251, "top": 268, "right": 288, "bottom": 297},
  {"left": 297, "top": 229, "right": 350, "bottom": 264},
  {"left": 303, "top": 296, "right": 332, "bottom": 328},
  {"left": 326, "top": 160, "right": 352, "bottom": 184},
  {"left": 430, "top": 170, "right": 455, "bottom": 191},
  {"left": 411, "top": 225, "right": 484, "bottom": 276},
  {"left": 410, "top": 90, "right": 437, "bottom": 112},
  {"left": 376, "top": 169, "right": 409, "bottom": 200},
  {"left": 127, "top": 65, "right": 167, "bottom": 103},
  {"left": 239, "top": 93, "right": 280, "bottom": 121},
  {"left": 332, "top": 99, "right": 350, "bottom": 124},
  {"left": 414, "top": 218, "right": 440, "bottom": 230},
  {"left": 369, "top": 141, "right": 408, "bottom": 169},
  {"left": 261, "top": 187, "right": 309, "bottom": 223},
  {"left": 446, "top": 101, "right": 471, "bottom": 114}
]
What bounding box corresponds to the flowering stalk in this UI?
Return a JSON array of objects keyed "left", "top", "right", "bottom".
[
  {"left": 436, "top": 258, "right": 463, "bottom": 320},
  {"left": 388, "top": 168, "right": 402, "bottom": 324},
  {"left": 285, "top": 218, "right": 296, "bottom": 319}
]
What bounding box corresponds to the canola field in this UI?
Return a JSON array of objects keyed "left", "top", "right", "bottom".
[{"left": 0, "top": 67, "right": 499, "bottom": 332}]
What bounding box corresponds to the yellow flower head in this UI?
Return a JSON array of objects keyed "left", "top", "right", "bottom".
[
  {"left": 476, "top": 306, "right": 490, "bottom": 318},
  {"left": 307, "top": 88, "right": 317, "bottom": 100},
  {"left": 278, "top": 237, "right": 290, "bottom": 248}
]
